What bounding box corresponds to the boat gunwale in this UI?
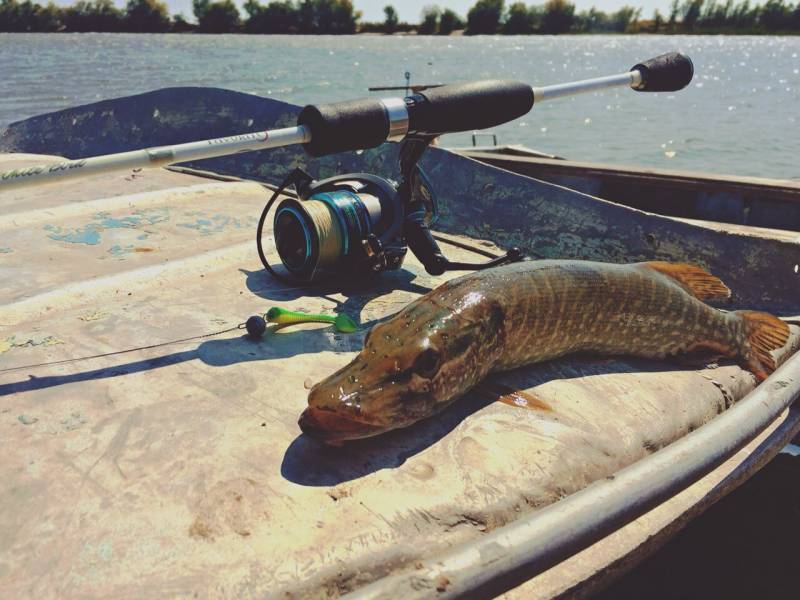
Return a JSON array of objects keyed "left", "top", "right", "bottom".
[{"left": 460, "top": 150, "right": 800, "bottom": 202}]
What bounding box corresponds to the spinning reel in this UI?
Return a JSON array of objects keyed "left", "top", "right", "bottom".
[
  {"left": 254, "top": 52, "right": 693, "bottom": 284},
  {"left": 256, "top": 131, "right": 524, "bottom": 285}
]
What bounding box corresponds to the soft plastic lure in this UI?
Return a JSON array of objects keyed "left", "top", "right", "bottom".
[
  {"left": 244, "top": 307, "right": 358, "bottom": 338},
  {"left": 266, "top": 307, "right": 357, "bottom": 332}
]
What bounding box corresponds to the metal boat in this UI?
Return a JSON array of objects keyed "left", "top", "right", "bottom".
[{"left": 1, "top": 87, "right": 799, "bottom": 599}]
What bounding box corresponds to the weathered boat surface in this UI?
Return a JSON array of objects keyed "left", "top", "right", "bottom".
[
  {"left": 4, "top": 87, "right": 797, "bottom": 315},
  {"left": 1, "top": 89, "right": 799, "bottom": 599}
]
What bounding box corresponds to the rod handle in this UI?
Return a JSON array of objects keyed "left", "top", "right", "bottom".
[
  {"left": 407, "top": 80, "right": 534, "bottom": 135},
  {"left": 298, "top": 97, "right": 389, "bottom": 157},
  {"left": 632, "top": 52, "right": 694, "bottom": 92}
]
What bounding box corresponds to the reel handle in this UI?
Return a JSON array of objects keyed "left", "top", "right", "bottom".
[
  {"left": 404, "top": 206, "right": 449, "bottom": 275},
  {"left": 404, "top": 206, "right": 524, "bottom": 276}
]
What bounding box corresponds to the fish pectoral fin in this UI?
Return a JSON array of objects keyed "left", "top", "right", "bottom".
[
  {"left": 643, "top": 261, "right": 731, "bottom": 301},
  {"left": 475, "top": 381, "right": 552, "bottom": 412}
]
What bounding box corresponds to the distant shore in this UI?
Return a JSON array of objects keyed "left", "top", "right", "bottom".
[
  {"left": 3, "top": 29, "right": 800, "bottom": 36},
  {"left": 2, "top": 0, "right": 800, "bottom": 36}
]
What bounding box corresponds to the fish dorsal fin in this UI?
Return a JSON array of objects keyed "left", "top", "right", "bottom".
[{"left": 644, "top": 262, "right": 731, "bottom": 301}]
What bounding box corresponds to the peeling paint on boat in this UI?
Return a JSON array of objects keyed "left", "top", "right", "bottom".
[
  {"left": 178, "top": 212, "right": 256, "bottom": 235},
  {"left": 42, "top": 209, "right": 171, "bottom": 247},
  {"left": 44, "top": 223, "right": 102, "bottom": 245},
  {"left": 0, "top": 334, "right": 64, "bottom": 354},
  {"left": 78, "top": 310, "right": 109, "bottom": 322}
]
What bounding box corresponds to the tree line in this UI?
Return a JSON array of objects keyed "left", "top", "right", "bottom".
[
  {"left": 2, "top": 0, "right": 800, "bottom": 34},
  {"left": 461, "top": 0, "right": 800, "bottom": 34}
]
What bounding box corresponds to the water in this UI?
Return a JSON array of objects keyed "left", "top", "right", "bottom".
[{"left": 1, "top": 33, "right": 799, "bottom": 179}]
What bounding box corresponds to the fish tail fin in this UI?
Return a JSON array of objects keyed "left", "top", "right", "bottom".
[
  {"left": 736, "top": 310, "right": 790, "bottom": 381},
  {"left": 644, "top": 262, "right": 731, "bottom": 301}
]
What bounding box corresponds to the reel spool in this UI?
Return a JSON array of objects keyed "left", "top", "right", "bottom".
[
  {"left": 257, "top": 166, "right": 446, "bottom": 284},
  {"left": 257, "top": 146, "right": 522, "bottom": 285},
  {"left": 272, "top": 173, "right": 406, "bottom": 280}
]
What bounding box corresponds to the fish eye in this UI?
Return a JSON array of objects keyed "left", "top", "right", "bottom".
[{"left": 413, "top": 348, "right": 441, "bottom": 378}]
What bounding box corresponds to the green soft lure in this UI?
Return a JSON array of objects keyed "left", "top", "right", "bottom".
[{"left": 265, "top": 307, "right": 358, "bottom": 333}]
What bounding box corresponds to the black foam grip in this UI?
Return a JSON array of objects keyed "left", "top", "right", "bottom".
[
  {"left": 632, "top": 52, "right": 694, "bottom": 92},
  {"left": 298, "top": 98, "right": 388, "bottom": 157},
  {"left": 408, "top": 80, "right": 534, "bottom": 135}
]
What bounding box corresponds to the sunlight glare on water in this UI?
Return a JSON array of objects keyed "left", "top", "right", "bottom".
[{"left": 1, "top": 33, "right": 798, "bottom": 179}]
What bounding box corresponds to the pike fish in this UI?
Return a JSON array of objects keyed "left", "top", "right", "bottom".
[{"left": 299, "top": 260, "right": 790, "bottom": 444}]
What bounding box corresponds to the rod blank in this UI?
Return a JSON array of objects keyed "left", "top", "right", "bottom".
[
  {"left": 0, "top": 52, "right": 692, "bottom": 192},
  {"left": 0, "top": 125, "right": 310, "bottom": 191},
  {"left": 532, "top": 70, "right": 642, "bottom": 103}
]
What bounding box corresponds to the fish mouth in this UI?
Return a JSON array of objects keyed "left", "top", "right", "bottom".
[{"left": 298, "top": 406, "right": 387, "bottom": 444}]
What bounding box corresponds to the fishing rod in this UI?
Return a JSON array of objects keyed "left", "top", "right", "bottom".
[
  {"left": 0, "top": 52, "right": 692, "bottom": 191},
  {"left": 1, "top": 52, "right": 692, "bottom": 283}
]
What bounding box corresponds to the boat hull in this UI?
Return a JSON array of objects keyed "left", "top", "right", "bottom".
[{"left": 1, "top": 88, "right": 799, "bottom": 599}]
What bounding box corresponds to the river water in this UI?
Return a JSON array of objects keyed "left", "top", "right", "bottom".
[{"left": 1, "top": 33, "right": 798, "bottom": 179}]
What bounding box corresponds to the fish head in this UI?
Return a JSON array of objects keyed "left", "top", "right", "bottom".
[{"left": 300, "top": 291, "right": 505, "bottom": 444}]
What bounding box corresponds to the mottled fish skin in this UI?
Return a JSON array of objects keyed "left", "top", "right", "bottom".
[
  {"left": 300, "top": 260, "right": 782, "bottom": 444},
  {"left": 488, "top": 260, "right": 742, "bottom": 370}
]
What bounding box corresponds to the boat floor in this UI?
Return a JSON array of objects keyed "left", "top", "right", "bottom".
[{"left": 1, "top": 154, "right": 798, "bottom": 599}]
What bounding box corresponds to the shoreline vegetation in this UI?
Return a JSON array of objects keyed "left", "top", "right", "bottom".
[{"left": 1, "top": 0, "right": 800, "bottom": 35}]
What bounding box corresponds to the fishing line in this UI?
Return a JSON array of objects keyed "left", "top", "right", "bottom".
[
  {"left": 432, "top": 233, "right": 501, "bottom": 259},
  {"left": 296, "top": 199, "right": 345, "bottom": 268},
  {"left": 1, "top": 230, "right": 502, "bottom": 375},
  {"left": 0, "top": 325, "right": 242, "bottom": 374}
]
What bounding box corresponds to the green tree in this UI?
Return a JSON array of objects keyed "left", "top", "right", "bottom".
[
  {"left": 699, "top": 0, "right": 731, "bottom": 28},
  {"left": 418, "top": 4, "right": 439, "bottom": 33},
  {"left": 34, "top": 1, "right": 62, "bottom": 30},
  {"left": 652, "top": 8, "right": 664, "bottom": 31},
  {"left": 681, "top": 0, "right": 704, "bottom": 30},
  {"left": 667, "top": 0, "right": 679, "bottom": 29},
  {"left": 466, "top": 0, "right": 503, "bottom": 34},
  {"left": 193, "top": 0, "right": 240, "bottom": 32},
  {"left": 383, "top": 4, "right": 397, "bottom": 32},
  {"left": 573, "top": 7, "right": 599, "bottom": 32},
  {"left": 296, "top": 0, "right": 358, "bottom": 34},
  {"left": 321, "top": 0, "right": 359, "bottom": 33},
  {"left": 541, "top": 0, "right": 575, "bottom": 33},
  {"left": 503, "top": 1, "right": 535, "bottom": 33},
  {"left": 730, "top": 0, "right": 758, "bottom": 29},
  {"left": 609, "top": 5, "right": 640, "bottom": 31},
  {"left": 438, "top": 7, "right": 464, "bottom": 33},
  {"left": 244, "top": 0, "right": 298, "bottom": 33},
  {"left": 759, "top": 0, "right": 792, "bottom": 29},
  {"left": 63, "top": 0, "right": 123, "bottom": 31},
  {"left": 171, "top": 11, "right": 194, "bottom": 30},
  {"left": 124, "top": 0, "right": 169, "bottom": 31},
  {"left": 0, "top": 0, "right": 63, "bottom": 31}
]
